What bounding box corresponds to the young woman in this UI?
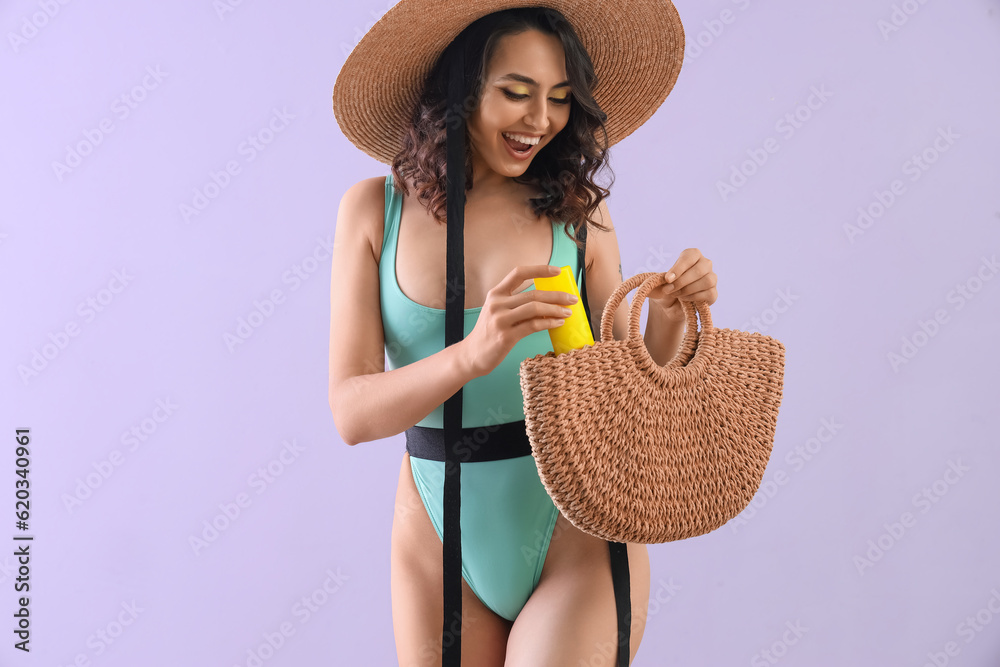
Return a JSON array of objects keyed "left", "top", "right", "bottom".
[{"left": 330, "top": 4, "right": 717, "bottom": 665}]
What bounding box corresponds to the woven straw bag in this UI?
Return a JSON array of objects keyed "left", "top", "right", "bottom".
[{"left": 518, "top": 271, "right": 786, "bottom": 544}]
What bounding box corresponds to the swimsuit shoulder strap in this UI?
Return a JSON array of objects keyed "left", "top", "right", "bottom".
[{"left": 380, "top": 173, "right": 404, "bottom": 263}]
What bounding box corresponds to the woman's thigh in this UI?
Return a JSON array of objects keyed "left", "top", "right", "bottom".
[
  {"left": 390, "top": 452, "right": 514, "bottom": 667},
  {"left": 504, "top": 512, "right": 651, "bottom": 667}
]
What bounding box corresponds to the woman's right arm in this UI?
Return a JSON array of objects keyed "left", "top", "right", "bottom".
[{"left": 327, "top": 177, "right": 480, "bottom": 446}]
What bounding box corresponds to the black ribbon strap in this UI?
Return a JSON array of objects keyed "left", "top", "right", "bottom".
[
  {"left": 609, "top": 541, "right": 631, "bottom": 666},
  {"left": 442, "top": 49, "right": 466, "bottom": 667},
  {"left": 578, "top": 221, "right": 591, "bottom": 330},
  {"left": 439, "top": 61, "right": 629, "bottom": 664}
]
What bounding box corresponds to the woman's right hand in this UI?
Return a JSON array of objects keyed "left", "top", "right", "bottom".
[{"left": 460, "top": 265, "right": 579, "bottom": 378}]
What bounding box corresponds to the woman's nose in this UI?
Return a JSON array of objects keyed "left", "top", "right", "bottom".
[{"left": 522, "top": 99, "right": 553, "bottom": 133}]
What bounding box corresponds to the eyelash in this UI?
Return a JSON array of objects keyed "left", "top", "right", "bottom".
[{"left": 502, "top": 89, "right": 571, "bottom": 105}]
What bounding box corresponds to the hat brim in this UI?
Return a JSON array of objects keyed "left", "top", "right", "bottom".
[{"left": 333, "top": 0, "right": 686, "bottom": 166}]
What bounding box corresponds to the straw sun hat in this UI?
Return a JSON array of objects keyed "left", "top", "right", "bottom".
[{"left": 332, "top": 0, "right": 686, "bottom": 165}]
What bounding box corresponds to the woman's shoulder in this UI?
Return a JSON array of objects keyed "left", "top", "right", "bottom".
[
  {"left": 341, "top": 174, "right": 389, "bottom": 209},
  {"left": 338, "top": 175, "right": 391, "bottom": 262}
]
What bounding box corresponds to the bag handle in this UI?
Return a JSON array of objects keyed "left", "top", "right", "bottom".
[{"left": 600, "top": 271, "right": 713, "bottom": 370}]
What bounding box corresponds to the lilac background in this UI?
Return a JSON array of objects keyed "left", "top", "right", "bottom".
[{"left": 2, "top": 0, "right": 999, "bottom": 665}]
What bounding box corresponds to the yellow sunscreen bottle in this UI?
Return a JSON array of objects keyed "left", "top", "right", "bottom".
[{"left": 533, "top": 265, "right": 595, "bottom": 355}]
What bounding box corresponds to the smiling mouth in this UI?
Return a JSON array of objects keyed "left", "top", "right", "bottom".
[{"left": 502, "top": 133, "right": 539, "bottom": 155}]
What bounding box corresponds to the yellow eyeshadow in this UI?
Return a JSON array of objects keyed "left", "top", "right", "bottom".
[{"left": 509, "top": 85, "right": 530, "bottom": 95}]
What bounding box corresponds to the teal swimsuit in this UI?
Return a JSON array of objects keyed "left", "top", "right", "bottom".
[{"left": 379, "top": 173, "right": 582, "bottom": 621}]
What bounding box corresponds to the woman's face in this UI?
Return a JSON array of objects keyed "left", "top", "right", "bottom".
[{"left": 467, "top": 28, "right": 572, "bottom": 185}]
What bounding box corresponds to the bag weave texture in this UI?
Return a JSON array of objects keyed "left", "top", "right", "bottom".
[{"left": 519, "top": 272, "right": 786, "bottom": 544}]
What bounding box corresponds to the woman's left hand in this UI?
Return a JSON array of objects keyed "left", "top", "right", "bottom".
[{"left": 646, "top": 248, "right": 718, "bottom": 321}]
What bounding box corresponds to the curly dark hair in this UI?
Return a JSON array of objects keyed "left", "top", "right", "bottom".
[{"left": 389, "top": 6, "right": 615, "bottom": 252}]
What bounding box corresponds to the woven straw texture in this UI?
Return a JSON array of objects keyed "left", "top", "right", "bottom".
[
  {"left": 519, "top": 272, "right": 786, "bottom": 544},
  {"left": 332, "top": 0, "right": 685, "bottom": 166}
]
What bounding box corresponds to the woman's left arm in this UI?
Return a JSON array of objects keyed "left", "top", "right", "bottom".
[
  {"left": 643, "top": 248, "right": 719, "bottom": 366},
  {"left": 584, "top": 201, "right": 718, "bottom": 367}
]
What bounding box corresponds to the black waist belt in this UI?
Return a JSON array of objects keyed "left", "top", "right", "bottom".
[{"left": 405, "top": 419, "right": 533, "bottom": 462}]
